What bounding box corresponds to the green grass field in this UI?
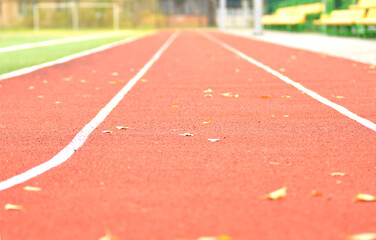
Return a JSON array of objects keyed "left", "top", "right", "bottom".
[{"left": 0, "top": 29, "right": 153, "bottom": 75}]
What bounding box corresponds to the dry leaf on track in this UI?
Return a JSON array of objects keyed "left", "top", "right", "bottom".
[
  {"left": 354, "top": 193, "right": 376, "bottom": 202},
  {"left": 330, "top": 172, "right": 346, "bottom": 176},
  {"left": 347, "top": 233, "right": 376, "bottom": 240},
  {"left": 99, "top": 231, "right": 119, "bottom": 240},
  {"left": 202, "top": 121, "right": 211, "bottom": 124},
  {"left": 281, "top": 95, "right": 291, "bottom": 98},
  {"left": 264, "top": 187, "right": 287, "bottom": 200},
  {"left": 261, "top": 95, "right": 272, "bottom": 99},
  {"left": 23, "top": 186, "right": 42, "bottom": 192},
  {"left": 116, "top": 126, "right": 128, "bottom": 130},
  {"left": 197, "top": 235, "right": 232, "bottom": 240},
  {"left": 221, "top": 93, "right": 239, "bottom": 98},
  {"left": 204, "top": 94, "right": 213, "bottom": 98},
  {"left": 311, "top": 190, "right": 323, "bottom": 197},
  {"left": 203, "top": 89, "right": 213, "bottom": 93},
  {"left": 208, "top": 139, "right": 220, "bottom": 142},
  {"left": 4, "top": 204, "right": 24, "bottom": 211},
  {"left": 331, "top": 93, "right": 344, "bottom": 99},
  {"left": 180, "top": 133, "right": 194, "bottom": 137},
  {"left": 111, "top": 72, "right": 119, "bottom": 76},
  {"left": 108, "top": 81, "right": 119, "bottom": 84},
  {"left": 103, "top": 130, "right": 113, "bottom": 134},
  {"left": 172, "top": 105, "right": 179, "bottom": 108}
]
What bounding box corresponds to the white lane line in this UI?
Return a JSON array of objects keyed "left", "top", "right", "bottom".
[
  {"left": 200, "top": 31, "right": 376, "bottom": 132},
  {"left": 0, "top": 31, "right": 179, "bottom": 192},
  {"left": 0, "top": 31, "right": 130, "bottom": 53},
  {"left": 0, "top": 32, "right": 154, "bottom": 81}
]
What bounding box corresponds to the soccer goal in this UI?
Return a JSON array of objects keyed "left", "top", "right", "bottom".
[{"left": 33, "top": 1, "right": 120, "bottom": 31}]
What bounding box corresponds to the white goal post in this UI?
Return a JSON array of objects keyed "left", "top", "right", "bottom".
[{"left": 33, "top": 1, "right": 120, "bottom": 31}]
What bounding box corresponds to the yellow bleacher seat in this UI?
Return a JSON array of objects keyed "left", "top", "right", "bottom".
[
  {"left": 262, "top": 3, "right": 323, "bottom": 26},
  {"left": 357, "top": 7, "right": 376, "bottom": 24},
  {"left": 302, "top": 3, "right": 324, "bottom": 14},
  {"left": 350, "top": 0, "right": 376, "bottom": 9},
  {"left": 321, "top": 9, "right": 366, "bottom": 25}
]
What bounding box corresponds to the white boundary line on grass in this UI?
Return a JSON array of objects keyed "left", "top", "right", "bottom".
[
  {"left": 200, "top": 30, "right": 376, "bottom": 132},
  {"left": 0, "top": 30, "right": 179, "bottom": 192},
  {"left": 0, "top": 32, "right": 153, "bottom": 81},
  {"left": 0, "top": 31, "right": 131, "bottom": 53}
]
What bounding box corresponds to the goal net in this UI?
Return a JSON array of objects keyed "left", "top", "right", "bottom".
[{"left": 33, "top": 2, "right": 120, "bottom": 31}]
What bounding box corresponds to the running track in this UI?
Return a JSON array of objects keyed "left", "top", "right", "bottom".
[{"left": 0, "top": 30, "right": 375, "bottom": 240}]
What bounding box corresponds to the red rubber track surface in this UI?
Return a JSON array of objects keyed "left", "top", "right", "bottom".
[{"left": 0, "top": 30, "right": 376, "bottom": 240}]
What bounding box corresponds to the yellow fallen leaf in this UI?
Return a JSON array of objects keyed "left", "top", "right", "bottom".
[
  {"left": 264, "top": 187, "right": 287, "bottom": 200},
  {"left": 23, "top": 186, "right": 42, "bottom": 192},
  {"left": 197, "top": 235, "right": 232, "bottom": 240},
  {"left": 204, "top": 94, "right": 213, "bottom": 98},
  {"left": 203, "top": 89, "right": 213, "bottom": 93},
  {"left": 172, "top": 105, "right": 179, "bottom": 108},
  {"left": 283, "top": 115, "right": 289, "bottom": 118},
  {"left": 202, "top": 121, "right": 211, "bottom": 124},
  {"left": 116, "top": 126, "right": 128, "bottom": 130},
  {"left": 218, "top": 235, "right": 232, "bottom": 240},
  {"left": 108, "top": 81, "right": 119, "bottom": 84},
  {"left": 260, "top": 95, "right": 272, "bottom": 99},
  {"left": 348, "top": 233, "right": 376, "bottom": 240},
  {"left": 4, "top": 204, "right": 24, "bottom": 211},
  {"left": 55, "top": 101, "right": 61, "bottom": 104},
  {"left": 311, "top": 190, "right": 323, "bottom": 197},
  {"left": 42, "top": 80, "right": 48, "bottom": 84},
  {"left": 269, "top": 161, "right": 280, "bottom": 165},
  {"left": 111, "top": 72, "right": 119, "bottom": 76},
  {"left": 330, "top": 172, "right": 346, "bottom": 176},
  {"left": 280, "top": 68, "right": 286, "bottom": 72},
  {"left": 99, "top": 231, "right": 118, "bottom": 240},
  {"left": 29, "top": 86, "right": 35, "bottom": 90},
  {"left": 197, "top": 237, "right": 217, "bottom": 240},
  {"left": 281, "top": 95, "right": 291, "bottom": 98},
  {"left": 354, "top": 193, "right": 376, "bottom": 202},
  {"left": 80, "top": 79, "right": 87, "bottom": 83},
  {"left": 140, "top": 79, "right": 148, "bottom": 83},
  {"left": 103, "top": 130, "right": 113, "bottom": 134},
  {"left": 221, "top": 93, "right": 239, "bottom": 98},
  {"left": 331, "top": 93, "right": 344, "bottom": 99}
]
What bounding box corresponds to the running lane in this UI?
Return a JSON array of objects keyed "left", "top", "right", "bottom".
[
  {"left": 1, "top": 31, "right": 376, "bottom": 240},
  {"left": 207, "top": 30, "right": 376, "bottom": 123},
  {"left": 0, "top": 31, "right": 172, "bottom": 181}
]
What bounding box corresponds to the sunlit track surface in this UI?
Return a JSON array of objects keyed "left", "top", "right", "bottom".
[{"left": 0, "top": 30, "right": 375, "bottom": 240}]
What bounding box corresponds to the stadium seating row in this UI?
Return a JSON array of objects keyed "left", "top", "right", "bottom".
[{"left": 262, "top": 0, "right": 376, "bottom": 37}]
